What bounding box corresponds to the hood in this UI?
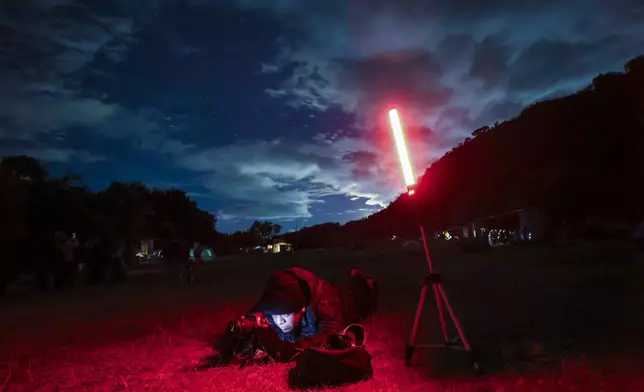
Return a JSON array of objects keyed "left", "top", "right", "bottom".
[{"left": 250, "top": 268, "right": 320, "bottom": 315}]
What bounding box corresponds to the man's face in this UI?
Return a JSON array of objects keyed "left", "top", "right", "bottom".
[{"left": 270, "top": 312, "right": 300, "bottom": 334}]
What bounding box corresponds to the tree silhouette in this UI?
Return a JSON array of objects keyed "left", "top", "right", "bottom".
[
  {"left": 0, "top": 155, "right": 48, "bottom": 181},
  {"left": 248, "top": 220, "right": 282, "bottom": 243},
  {"left": 0, "top": 156, "right": 219, "bottom": 288}
]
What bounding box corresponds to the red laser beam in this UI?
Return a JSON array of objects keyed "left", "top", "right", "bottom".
[{"left": 388, "top": 108, "right": 416, "bottom": 192}]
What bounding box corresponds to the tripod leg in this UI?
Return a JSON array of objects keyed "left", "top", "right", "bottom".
[
  {"left": 435, "top": 284, "right": 471, "bottom": 350},
  {"left": 432, "top": 283, "right": 450, "bottom": 345},
  {"left": 436, "top": 283, "right": 481, "bottom": 373},
  {"left": 406, "top": 283, "right": 428, "bottom": 364}
]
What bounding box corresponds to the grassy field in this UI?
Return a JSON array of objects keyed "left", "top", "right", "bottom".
[{"left": 1, "top": 241, "right": 644, "bottom": 391}]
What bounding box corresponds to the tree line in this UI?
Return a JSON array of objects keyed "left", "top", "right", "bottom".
[
  {"left": 214, "top": 220, "right": 283, "bottom": 254},
  {"left": 0, "top": 155, "right": 288, "bottom": 291},
  {"left": 0, "top": 155, "right": 217, "bottom": 291}
]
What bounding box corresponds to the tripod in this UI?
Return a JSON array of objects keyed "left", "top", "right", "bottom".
[{"left": 404, "top": 185, "right": 480, "bottom": 373}]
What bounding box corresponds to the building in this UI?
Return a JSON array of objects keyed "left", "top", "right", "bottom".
[
  {"left": 441, "top": 207, "right": 547, "bottom": 244},
  {"left": 267, "top": 240, "right": 292, "bottom": 253}
]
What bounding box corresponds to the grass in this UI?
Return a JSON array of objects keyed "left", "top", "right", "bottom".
[{"left": 1, "top": 241, "right": 644, "bottom": 391}]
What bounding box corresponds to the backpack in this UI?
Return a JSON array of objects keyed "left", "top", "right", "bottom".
[
  {"left": 288, "top": 324, "right": 373, "bottom": 388},
  {"left": 349, "top": 268, "right": 378, "bottom": 320}
]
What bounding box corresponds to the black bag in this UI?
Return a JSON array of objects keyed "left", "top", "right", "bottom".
[
  {"left": 349, "top": 268, "right": 378, "bottom": 320},
  {"left": 288, "top": 324, "right": 373, "bottom": 388}
]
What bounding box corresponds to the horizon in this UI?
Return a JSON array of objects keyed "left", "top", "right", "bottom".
[{"left": 2, "top": 1, "right": 643, "bottom": 232}]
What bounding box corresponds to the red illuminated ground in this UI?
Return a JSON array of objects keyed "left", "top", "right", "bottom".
[{"left": 2, "top": 242, "right": 644, "bottom": 391}]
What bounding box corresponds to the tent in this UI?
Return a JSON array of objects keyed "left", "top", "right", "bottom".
[
  {"left": 270, "top": 241, "right": 292, "bottom": 253},
  {"left": 402, "top": 240, "right": 422, "bottom": 251},
  {"left": 190, "top": 247, "right": 216, "bottom": 262},
  {"left": 200, "top": 247, "right": 216, "bottom": 262}
]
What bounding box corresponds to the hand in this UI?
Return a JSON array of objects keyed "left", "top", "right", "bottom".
[
  {"left": 254, "top": 327, "right": 298, "bottom": 362},
  {"left": 214, "top": 320, "right": 255, "bottom": 365},
  {"left": 250, "top": 313, "right": 271, "bottom": 328},
  {"left": 229, "top": 316, "right": 255, "bottom": 335}
]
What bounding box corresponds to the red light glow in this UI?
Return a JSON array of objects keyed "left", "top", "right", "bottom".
[{"left": 388, "top": 108, "right": 416, "bottom": 188}]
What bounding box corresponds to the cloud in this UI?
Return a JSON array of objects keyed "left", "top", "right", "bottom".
[
  {"left": 23, "top": 147, "right": 106, "bottom": 163},
  {"left": 333, "top": 207, "right": 381, "bottom": 218},
  {"left": 1, "top": 146, "right": 105, "bottom": 163},
  {"left": 218, "top": 202, "right": 311, "bottom": 221},
  {"left": 228, "top": 0, "right": 644, "bottom": 136},
  {"left": 168, "top": 33, "right": 200, "bottom": 56},
  {"left": 474, "top": 100, "right": 523, "bottom": 126},
  {"left": 436, "top": 34, "right": 475, "bottom": 68},
  {"left": 468, "top": 35, "right": 510, "bottom": 89},
  {"left": 508, "top": 35, "right": 641, "bottom": 96},
  {"left": 259, "top": 63, "right": 280, "bottom": 74},
  {"left": 175, "top": 140, "right": 318, "bottom": 216},
  {"left": 264, "top": 48, "right": 456, "bottom": 137},
  {"left": 172, "top": 134, "right": 406, "bottom": 220},
  {"left": 0, "top": 4, "right": 135, "bottom": 75},
  {"left": 264, "top": 88, "right": 288, "bottom": 98},
  {"left": 92, "top": 107, "right": 192, "bottom": 155},
  {"left": 0, "top": 77, "right": 186, "bottom": 158},
  {"left": 0, "top": 0, "right": 139, "bottom": 142},
  {"left": 0, "top": 74, "right": 118, "bottom": 139}
]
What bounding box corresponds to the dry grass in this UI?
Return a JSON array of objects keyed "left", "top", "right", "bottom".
[{"left": 2, "top": 242, "right": 644, "bottom": 391}]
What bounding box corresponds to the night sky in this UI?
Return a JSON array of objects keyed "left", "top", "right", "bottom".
[{"left": 1, "top": 0, "right": 643, "bottom": 232}]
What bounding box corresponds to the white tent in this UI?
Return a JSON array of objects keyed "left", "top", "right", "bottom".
[{"left": 271, "top": 242, "right": 292, "bottom": 253}]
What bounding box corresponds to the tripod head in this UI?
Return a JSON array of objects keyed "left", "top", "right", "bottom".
[{"left": 406, "top": 183, "right": 417, "bottom": 196}]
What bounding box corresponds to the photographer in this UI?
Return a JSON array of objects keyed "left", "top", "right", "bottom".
[{"left": 213, "top": 267, "right": 377, "bottom": 365}]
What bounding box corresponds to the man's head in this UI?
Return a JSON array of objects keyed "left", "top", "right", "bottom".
[
  {"left": 269, "top": 308, "right": 305, "bottom": 334},
  {"left": 250, "top": 270, "right": 309, "bottom": 315}
]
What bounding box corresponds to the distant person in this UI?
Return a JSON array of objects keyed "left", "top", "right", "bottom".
[
  {"left": 162, "top": 239, "right": 190, "bottom": 282},
  {"left": 53, "top": 231, "right": 76, "bottom": 288},
  {"left": 78, "top": 236, "right": 97, "bottom": 284},
  {"left": 182, "top": 241, "right": 202, "bottom": 285},
  {"left": 112, "top": 238, "right": 128, "bottom": 282},
  {"left": 214, "top": 267, "right": 378, "bottom": 363}
]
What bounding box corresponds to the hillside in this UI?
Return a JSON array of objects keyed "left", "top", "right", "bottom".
[{"left": 284, "top": 55, "right": 644, "bottom": 247}]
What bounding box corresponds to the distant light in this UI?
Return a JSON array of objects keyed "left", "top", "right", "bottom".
[{"left": 388, "top": 108, "right": 416, "bottom": 188}]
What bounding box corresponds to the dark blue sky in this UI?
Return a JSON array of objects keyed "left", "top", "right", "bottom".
[{"left": 1, "top": 0, "right": 643, "bottom": 232}]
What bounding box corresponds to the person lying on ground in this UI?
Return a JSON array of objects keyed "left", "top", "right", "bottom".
[{"left": 213, "top": 267, "right": 377, "bottom": 365}]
